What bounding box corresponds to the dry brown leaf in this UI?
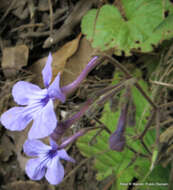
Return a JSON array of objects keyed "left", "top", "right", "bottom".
[
  {"left": 160, "top": 126, "right": 173, "bottom": 143},
  {"left": 2, "top": 44, "right": 29, "bottom": 77},
  {"left": 5, "top": 180, "right": 55, "bottom": 190},
  {"left": 31, "top": 34, "right": 81, "bottom": 87}
]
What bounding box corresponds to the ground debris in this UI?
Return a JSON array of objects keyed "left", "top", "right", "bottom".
[
  {"left": 43, "top": 0, "right": 98, "bottom": 48},
  {"left": 2, "top": 45, "right": 29, "bottom": 78},
  {"left": 3, "top": 180, "right": 55, "bottom": 190}
]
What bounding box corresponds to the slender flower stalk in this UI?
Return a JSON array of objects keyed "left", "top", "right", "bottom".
[
  {"left": 51, "top": 99, "right": 93, "bottom": 141},
  {"left": 58, "top": 126, "right": 100, "bottom": 150},
  {"left": 61, "top": 56, "right": 99, "bottom": 95}
]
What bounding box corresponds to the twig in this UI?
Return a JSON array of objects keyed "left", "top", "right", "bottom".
[
  {"left": 141, "top": 140, "right": 152, "bottom": 155},
  {"left": 0, "top": 0, "right": 17, "bottom": 23},
  {"left": 155, "top": 108, "right": 161, "bottom": 147},
  {"left": 20, "top": 31, "right": 50, "bottom": 38},
  {"left": 138, "top": 111, "right": 156, "bottom": 139},
  {"left": 43, "top": 0, "right": 98, "bottom": 48},
  {"left": 94, "top": 117, "right": 111, "bottom": 134},
  {"left": 126, "top": 145, "right": 149, "bottom": 158},
  {"left": 11, "top": 23, "right": 45, "bottom": 32},
  {"left": 48, "top": 0, "right": 54, "bottom": 35},
  {"left": 150, "top": 80, "right": 173, "bottom": 89},
  {"left": 159, "top": 101, "right": 173, "bottom": 108},
  {"left": 102, "top": 55, "right": 158, "bottom": 109},
  {"left": 103, "top": 176, "right": 116, "bottom": 190},
  {"left": 62, "top": 158, "right": 90, "bottom": 182}
]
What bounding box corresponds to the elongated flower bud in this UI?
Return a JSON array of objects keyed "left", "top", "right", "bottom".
[
  {"left": 61, "top": 56, "right": 99, "bottom": 95},
  {"left": 109, "top": 102, "right": 129, "bottom": 151}
]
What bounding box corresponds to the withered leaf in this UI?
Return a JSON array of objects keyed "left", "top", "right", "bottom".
[{"left": 2, "top": 44, "right": 29, "bottom": 77}]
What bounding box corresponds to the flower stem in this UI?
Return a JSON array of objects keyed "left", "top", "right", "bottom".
[
  {"left": 50, "top": 99, "right": 93, "bottom": 141},
  {"left": 61, "top": 56, "right": 102, "bottom": 95}
]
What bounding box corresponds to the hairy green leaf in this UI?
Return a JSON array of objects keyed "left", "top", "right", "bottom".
[{"left": 81, "top": 0, "right": 173, "bottom": 55}]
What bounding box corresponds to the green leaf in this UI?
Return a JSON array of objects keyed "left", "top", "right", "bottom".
[
  {"left": 77, "top": 70, "right": 169, "bottom": 189},
  {"left": 154, "top": 14, "right": 173, "bottom": 37},
  {"left": 81, "top": 0, "right": 173, "bottom": 55}
]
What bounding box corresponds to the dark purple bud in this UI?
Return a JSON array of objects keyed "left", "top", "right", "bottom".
[
  {"left": 51, "top": 99, "right": 93, "bottom": 141},
  {"left": 61, "top": 56, "right": 99, "bottom": 96},
  {"left": 109, "top": 131, "right": 126, "bottom": 152},
  {"left": 109, "top": 103, "right": 128, "bottom": 152}
]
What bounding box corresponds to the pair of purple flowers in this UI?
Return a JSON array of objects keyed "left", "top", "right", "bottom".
[{"left": 0, "top": 53, "right": 98, "bottom": 185}]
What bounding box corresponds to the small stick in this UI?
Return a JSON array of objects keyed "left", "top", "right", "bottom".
[
  {"left": 141, "top": 139, "right": 152, "bottom": 155},
  {"left": 155, "top": 108, "right": 161, "bottom": 152},
  {"left": 101, "top": 55, "right": 158, "bottom": 110},
  {"left": 11, "top": 23, "right": 44, "bottom": 32},
  {"left": 126, "top": 145, "right": 149, "bottom": 158},
  {"left": 94, "top": 117, "right": 112, "bottom": 134},
  {"left": 150, "top": 80, "right": 173, "bottom": 89},
  {"left": 159, "top": 101, "right": 173, "bottom": 108},
  {"left": 62, "top": 158, "right": 90, "bottom": 182},
  {"left": 48, "top": 0, "right": 54, "bottom": 35},
  {"left": 0, "top": 0, "right": 17, "bottom": 23},
  {"left": 138, "top": 111, "right": 156, "bottom": 140}
]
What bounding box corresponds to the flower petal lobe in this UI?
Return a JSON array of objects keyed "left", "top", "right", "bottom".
[{"left": 42, "top": 53, "right": 52, "bottom": 88}]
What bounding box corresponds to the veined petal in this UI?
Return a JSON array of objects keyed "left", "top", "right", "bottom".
[
  {"left": 45, "top": 156, "right": 64, "bottom": 185},
  {"left": 0, "top": 107, "right": 32, "bottom": 131},
  {"left": 28, "top": 100, "right": 57, "bottom": 139},
  {"left": 12, "top": 81, "right": 48, "bottom": 105},
  {"left": 59, "top": 149, "right": 75, "bottom": 163},
  {"left": 23, "top": 139, "right": 51, "bottom": 157},
  {"left": 25, "top": 158, "right": 46, "bottom": 180},
  {"left": 42, "top": 53, "right": 52, "bottom": 88},
  {"left": 48, "top": 73, "right": 66, "bottom": 103}
]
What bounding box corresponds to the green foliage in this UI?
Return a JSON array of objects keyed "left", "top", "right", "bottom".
[
  {"left": 81, "top": 0, "right": 173, "bottom": 55},
  {"left": 77, "top": 71, "right": 169, "bottom": 190},
  {"left": 154, "top": 14, "right": 173, "bottom": 37}
]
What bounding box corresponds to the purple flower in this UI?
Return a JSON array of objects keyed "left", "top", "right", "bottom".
[
  {"left": 23, "top": 138, "right": 75, "bottom": 185},
  {"left": 0, "top": 53, "right": 65, "bottom": 139}
]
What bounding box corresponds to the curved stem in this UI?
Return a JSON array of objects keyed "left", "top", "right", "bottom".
[{"left": 61, "top": 56, "right": 101, "bottom": 95}]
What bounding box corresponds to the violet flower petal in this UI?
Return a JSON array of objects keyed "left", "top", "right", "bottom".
[
  {"left": 59, "top": 149, "right": 75, "bottom": 163},
  {"left": 23, "top": 139, "right": 51, "bottom": 157},
  {"left": 12, "top": 81, "right": 46, "bottom": 105},
  {"left": 42, "top": 53, "right": 53, "bottom": 88},
  {"left": 0, "top": 107, "right": 32, "bottom": 131},
  {"left": 28, "top": 100, "right": 57, "bottom": 139},
  {"left": 26, "top": 158, "right": 46, "bottom": 180},
  {"left": 48, "top": 73, "right": 66, "bottom": 103},
  {"left": 45, "top": 156, "right": 64, "bottom": 185}
]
